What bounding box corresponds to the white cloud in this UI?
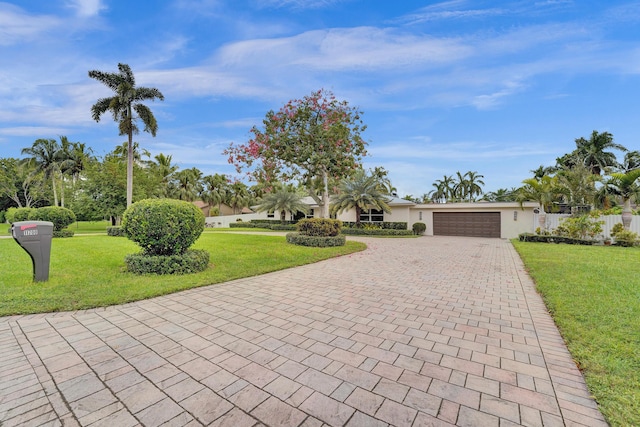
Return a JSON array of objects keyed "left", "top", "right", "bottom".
[
  {"left": 254, "top": 0, "right": 346, "bottom": 9},
  {"left": 0, "top": 3, "right": 60, "bottom": 45},
  {"left": 66, "top": 0, "right": 106, "bottom": 17}
]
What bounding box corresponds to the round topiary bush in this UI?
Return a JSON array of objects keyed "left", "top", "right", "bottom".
[
  {"left": 122, "top": 199, "right": 205, "bottom": 256},
  {"left": 412, "top": 222, "right": 426, "bottom": 235}
]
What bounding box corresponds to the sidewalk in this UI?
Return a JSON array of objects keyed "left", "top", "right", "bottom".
[{"left": 0, "top": 236, "right": 607, "bottom": 426}]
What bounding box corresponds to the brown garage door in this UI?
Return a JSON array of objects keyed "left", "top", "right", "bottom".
[{"left": 433, "top": 212, "right": 501, "bottom": 238}]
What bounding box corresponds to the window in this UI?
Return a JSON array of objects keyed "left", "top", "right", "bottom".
[
  {"left": 267, "top": 210, "right": 275, "bottom": 218},
  {"left": 306, "top": 209, "right": 315, "bottom": 218},
  {"left": 360, "top": 209, "right": 384, "bottom": 222}
]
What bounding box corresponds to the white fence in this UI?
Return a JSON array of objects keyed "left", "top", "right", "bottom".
[
  {"left": 534, "top": 213, "right": 640, "bottom": 238},
  {"left": 205, "top": 213, "right": 266, "bottom": 228}
]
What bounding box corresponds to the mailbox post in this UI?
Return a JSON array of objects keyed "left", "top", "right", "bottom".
[{"left": 12, "top": 221, "right": 54, "bottom": 282}]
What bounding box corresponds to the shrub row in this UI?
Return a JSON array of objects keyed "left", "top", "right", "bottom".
[
  {"left": 297, "top": 218, "right": 342, "bottom": 237},
  {"left": 230, "top": 222, "right": 269, "bottom": 228},
  {"left": 286, "top": 233, "right": 346, "bottom": 247},
  {"left": 6, "top": 206, "right": 76, "bottom": 235},
  {"left": 107, "top": 226, "right": 127, "bottom": 237},
  {"left": 125, "top": 249, "right": 210, "bottom": 275},
  {"left": 341, "top": 221, "right": 407, "bottom": 230},
  {"left": 53, "top": 230, "right": 75, "bottom": 238},
  {"left": 518, "top": 233, "right": 595, "bottom": 245},
  {"left": 341, "top": 228, "right": 413, "bottom": 236}
]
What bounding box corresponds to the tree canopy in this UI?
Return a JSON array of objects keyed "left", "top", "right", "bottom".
[{"left": 225, "top": 89, "right": 368, "bottom": 218}]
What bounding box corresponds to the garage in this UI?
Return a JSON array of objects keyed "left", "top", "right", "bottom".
[{"left": 433, "top": 212, "right": 501, "bottom": 238}]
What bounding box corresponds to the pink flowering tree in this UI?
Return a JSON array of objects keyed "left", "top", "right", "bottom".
[{"left": 225, "top": 89, "right": 368, "bottom": 218}]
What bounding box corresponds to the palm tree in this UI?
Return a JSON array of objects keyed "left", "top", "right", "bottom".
[
  {"left": 228, "top": 181, "right": 251, "bottom": 214},
  {"left": 173, "top": 168, "right": 202, "bottom": 202},
  {"left": 201, "top": 174, "right": 228, "bottom": 215},
  {"left": 453, "top": 171, "right": 468, "bottom": 202},
  {"left": 463, "top": 171, "right": 485, "bottom": 202},
  {"left": 530, "top": 165, "right": 556, "bottom": 179},
  {"left": 150, "top": 153, "right": 178, "bottom": 197},
  {"left": 621, "top": 150, "right": 640, "bottom": 172},
  {"left": 518, "top": 175, "right": 561, "bottom": 232},
  {"left": 574, "top": 130, "right": 627, "bottom": 175},
  {"left": 330, "top": 170, "right": 391, "bottom": 226},
  {"left": 606, "top": 169, "right": 640, "bottom": 229},
  {"left": 21, "top": 138, "right": 62, "bottom": 206},
  {"left": 430, "top": 175, "right": 455, "bottom": 203},
  {"left": 256, "top": 189, "right": 309, "bottom": 223},
  {"left": 556, "top": 164, "right": 599, "bottom": 213},
  {"left": 88, "top": 63, "right": 164, "bottom": 207},
  {"left": 481, "top": 188, "right": 516, "bottom": 202}
]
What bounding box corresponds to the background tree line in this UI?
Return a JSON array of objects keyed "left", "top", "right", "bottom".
[{"left": 406, "top": 131, "right": 639, "bottom": 216}]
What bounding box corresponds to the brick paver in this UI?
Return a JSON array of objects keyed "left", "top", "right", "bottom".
[{"left": 0, "top": 236, "right": 608, "bottom": 426}]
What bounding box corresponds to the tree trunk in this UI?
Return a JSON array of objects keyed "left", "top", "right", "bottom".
[
  {"left": 622, "top": 198, "right": 633, "bottom": 230},
  {"left": 126, "top": 106, "right": 134, "bottom": 208},
  {"left": 355, "top": 205, "right": 361, "bottom": 227},
  {"left": 537, "top": 205, "right": 546, "bottom": 232},
  {"left": 320, "top": 169, "right": 330, "bottom": 218},
  {"left": 52, "top": 174, "right": 58, "bottom": 207}
]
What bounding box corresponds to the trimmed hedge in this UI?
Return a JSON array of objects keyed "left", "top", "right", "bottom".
[
  {"left": 230, "top": 222, "right": 269, "bottom": 229},
  {"left": 286, "top": 232, "right": 346, "bottom": 247},
  {"left": 341, "top": 228, "right": 413, "bottom": 236},
  {"left": 53, "top": 229, "right": 74, "bottom": 238},
  {"left": 107, "top": 226, "right": 127, "bottom": 237},
  {"left": 8, "top": 207, "right": 36, "bottom": 223},
  {"left": 341, "top": 221, "right": 407, "bottom": 230},
  {"left": 122, "top": 199, "right": 205, "bottom": 256},
  {"left": 269, "top": 224, "right": 297, "bottom": 231},
  {"left": 125, "top": 249, "right": 210, "bottom": 275},
  {"left": 297, "top": 218, "right": 342, "bottom": 237},
  {"left": 518, "top": 233, "right": 595, "bottom": 245},
  {"left": 30, "top": 206, "right": 76, "bottom": 231}
]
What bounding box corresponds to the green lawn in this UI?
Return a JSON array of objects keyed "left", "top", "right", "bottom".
[
  {"left": 0, "top": 233, "right": 366, "bottom": 316},
  {"left": 512, "top": 241, "right": 640, "bottom": 427}
]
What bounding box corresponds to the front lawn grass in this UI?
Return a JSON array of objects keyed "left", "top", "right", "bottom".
[
  {"left": 0, "top": 233, "right": 366, "bottom": 316},
  {"left": 512, "top": 241, "right": 640, "bottom": 427}
]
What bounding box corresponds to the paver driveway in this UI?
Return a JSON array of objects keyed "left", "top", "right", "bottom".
[{"left": 0, "top": 236, "right": 607, "bottom": 426}]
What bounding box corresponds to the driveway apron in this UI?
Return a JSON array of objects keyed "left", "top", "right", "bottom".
[{"left": 0, "top": 236, "right": 608, "bottom": 426}]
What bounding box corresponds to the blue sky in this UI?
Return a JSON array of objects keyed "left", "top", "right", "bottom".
[{"left": 1, "top": 0, "right": 639, "bottom": 198}]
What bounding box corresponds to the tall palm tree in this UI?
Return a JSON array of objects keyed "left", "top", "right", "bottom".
[
  {"left": 430, "top": 175, "right": 455, "bottom": 203},
  {"left": 330, "top": 170, "right": 391, "bottom": 226},
  {"left": 606, "top": 169, "right": 640, "bottom": 229},
  {"left": 88, "top": 63, "right": 164, "bottom": 207},
  {"left": 21, "top": 138, "right": 62, "bottom": 206},
  {"left": 201, "top": 173, "right": 228, "bottom": 215},
  {"left": 453, "top": 171, "right": 468, "bottom": 202},
  {"left": 574, "top": 130, "right": 627, "bottom": 175},
  {"left": 463, "top": 171, "right": 485, "bottom": 202},
  {"left": 256, "top": 189, "right": 309, "bottom": 223}
]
